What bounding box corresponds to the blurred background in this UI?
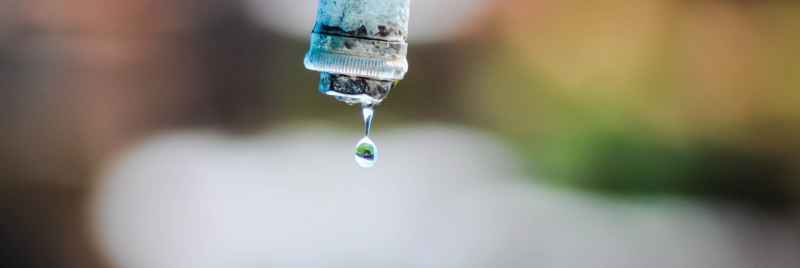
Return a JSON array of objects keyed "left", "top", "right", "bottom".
[{"left": 2, "top": 0, "right": 800, "bottom": 267}]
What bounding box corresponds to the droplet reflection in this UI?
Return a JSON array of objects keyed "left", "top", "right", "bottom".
[{"left": 354, "top": 136, "right": 377, "bottom": 168}]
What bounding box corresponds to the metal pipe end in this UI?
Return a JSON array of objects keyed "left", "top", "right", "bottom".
[{"left": 318, "top": 72, "right": 396, "bottom": 106}]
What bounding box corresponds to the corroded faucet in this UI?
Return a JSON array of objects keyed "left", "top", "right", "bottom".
[{"left": 304, "top": 0, "right": 410, "bottom": 106}]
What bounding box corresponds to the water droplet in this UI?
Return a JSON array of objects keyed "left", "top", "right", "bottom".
[
  {"left": 354, "top": 105, "right": 378, "bottom": 168},
  {"left": 354, "top": 136, "right": 377, "bottom": 168}
]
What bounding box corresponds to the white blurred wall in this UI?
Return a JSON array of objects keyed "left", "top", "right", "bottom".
[{"left": 92, "top": 125, "right": 800, "bottom": 268}]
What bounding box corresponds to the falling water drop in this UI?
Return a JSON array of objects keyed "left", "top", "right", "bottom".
[{"left": 354, "top": 105, "right": 378, "bottom": 168}]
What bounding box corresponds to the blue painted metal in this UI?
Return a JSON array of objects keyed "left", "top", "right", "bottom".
[{"left": 304, "top": 0, "right": 410, "bottom": 106}]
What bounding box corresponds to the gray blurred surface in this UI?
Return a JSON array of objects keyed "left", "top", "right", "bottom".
[{"left": 93, "top": 126, "right": 800, "bottom": 268}]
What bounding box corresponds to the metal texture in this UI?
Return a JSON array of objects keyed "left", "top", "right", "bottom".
[{"left": 305, "top": 0, "right": 410, "bottom": 105}]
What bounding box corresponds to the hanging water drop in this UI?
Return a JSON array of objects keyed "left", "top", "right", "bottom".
[
  {"left": 354, "top": 136, "right": 377, "bottom": 168},
  {"left": 354, "top": 105, "right": 378, "bottom": 168}
]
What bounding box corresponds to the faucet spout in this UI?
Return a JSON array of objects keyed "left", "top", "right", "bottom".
[{"left": 304, "top": 0, "right": 410, "bottom": 106}]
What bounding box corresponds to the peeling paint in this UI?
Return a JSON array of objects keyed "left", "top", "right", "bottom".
[
  {"left": 305, "top": 0, "right": 410, "bottom": 106},
  {"left": 314, "top": 0, "right": 409, "bottom": 42}
]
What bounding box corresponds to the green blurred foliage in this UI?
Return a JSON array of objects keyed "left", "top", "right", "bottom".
[{"left": 461, "top": 0, "right": 800, "bottom": 207}]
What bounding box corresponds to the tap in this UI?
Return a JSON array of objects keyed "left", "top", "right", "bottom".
[{"left": 304, "top": 0, "right": 410, "bottom": 106}]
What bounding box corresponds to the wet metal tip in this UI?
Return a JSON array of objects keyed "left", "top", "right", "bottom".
[{"left": 304, "top": 0, "right": 410, "bottom": 106}]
